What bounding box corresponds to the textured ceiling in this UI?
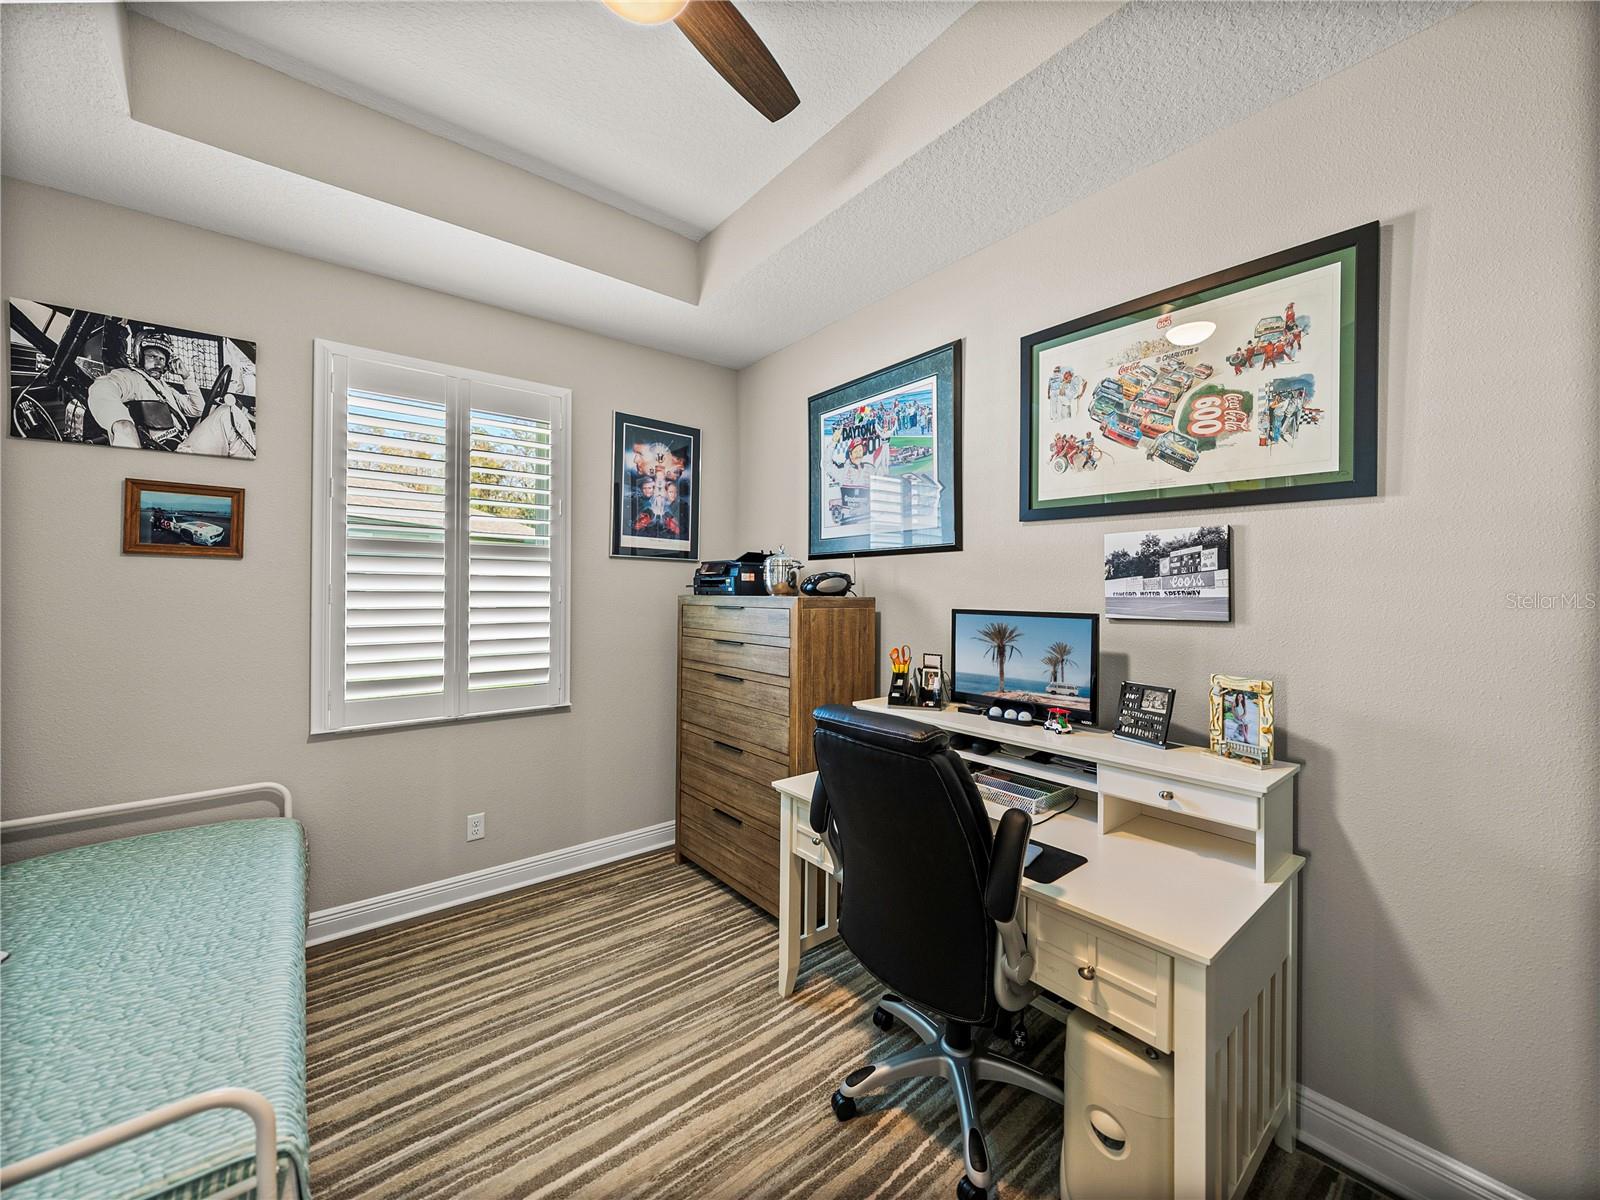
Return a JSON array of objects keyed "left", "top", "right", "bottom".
[
  {"left": 132, "top": 0, "right": 970, "bottom": 239},
  {"left": 0, "top": 2, "right": 1466, "bottom": 368}
]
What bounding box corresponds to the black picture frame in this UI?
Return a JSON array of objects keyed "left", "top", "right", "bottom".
[
  {"left": 807, "top": 340, "right": 962, "bottom": 560},
  {"left": 610, "top": 411, "right": 699, "bottom": 560},
  {"left": 1019, "top": 222, "right": 1378, "bottom": 522},
  {"left": 1113, "top": 682, "right": 1176, "bottom": 749}
]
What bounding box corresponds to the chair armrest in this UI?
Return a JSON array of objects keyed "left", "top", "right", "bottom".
[
  {"left": 809, "top": 774, "right": 830, "bottom": 835},
  {"left": 985, "top": 808, "right": 1032, "bottom": 923}
]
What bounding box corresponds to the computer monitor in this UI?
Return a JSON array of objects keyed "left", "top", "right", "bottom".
[{"left": 950, "top": 608, "right": 1099, "bottom": 725}]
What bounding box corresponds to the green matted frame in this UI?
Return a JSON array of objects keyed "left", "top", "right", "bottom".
[{"left": 1019, "top": 222, "right": 1378, "bottom": 522}]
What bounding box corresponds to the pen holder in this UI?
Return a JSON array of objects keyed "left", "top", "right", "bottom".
[{"left": 887, "top": 666, "right": 917, "bottom": 706}]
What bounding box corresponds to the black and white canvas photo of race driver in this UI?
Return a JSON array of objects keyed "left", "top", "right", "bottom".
[{"left": 9, "top": 298, "right": 258, "bottom": 459}]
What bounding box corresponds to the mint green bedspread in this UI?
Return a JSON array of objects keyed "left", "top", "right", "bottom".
[{"left": 1, "top": 818, "right": 310, "bottom": 1200}]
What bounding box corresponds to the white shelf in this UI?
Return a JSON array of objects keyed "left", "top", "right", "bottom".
[{"left": 859, "top": 697, "right": 1298, "bottom": 883}]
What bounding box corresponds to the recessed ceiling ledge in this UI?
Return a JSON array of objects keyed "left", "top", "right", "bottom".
[{"left": 123, "top": 12, "right": 703, "bottom": 306}]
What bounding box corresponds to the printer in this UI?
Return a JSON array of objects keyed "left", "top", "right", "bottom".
[{"left": 692, "top": 551, "right": 770, "bottom": 596}]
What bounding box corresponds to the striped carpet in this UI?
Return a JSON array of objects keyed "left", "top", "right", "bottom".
[{"left": 306, "top": 851, "right": 1391, "bottom": 1200}]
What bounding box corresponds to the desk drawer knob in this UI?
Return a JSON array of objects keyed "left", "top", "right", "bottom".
[
  {"left": 1078, "top": 965, "right": 1096, "bottom": 981},
  {"left": 810, "top": 834, "right": 822, "bottom": 846},
  {"left": 1158, "top": 789, "right": 1174, "bottom": 801}
]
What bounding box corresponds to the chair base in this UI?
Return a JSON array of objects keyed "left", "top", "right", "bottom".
[{"left": 835, "top": 996, "right": 1064, "bottom": 1194}]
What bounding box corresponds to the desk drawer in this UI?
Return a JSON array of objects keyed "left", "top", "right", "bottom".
[
  {"left": 682, "top": 602, "right": 791, "bottom": 640},
  {"left": 679, "top": 787, "right": 779, "bottom": 913},
  {"left": 682, "top": 634, "right": 791, "bottom": 679},
  {"left": 680, "top": 752, "right": 781, "bottom": 839},
  {"left": 788, "top": 794, "right": 838, "bottom": 872},
  {"left": 1026, "top": 902, "right": 1173, "bottom": 1051},
  {"left": 1098, "top": 764, "right": 1259, "bottom": 832},
  {"left": 681, "top": 724, "right": 789, "bottom": 788}
]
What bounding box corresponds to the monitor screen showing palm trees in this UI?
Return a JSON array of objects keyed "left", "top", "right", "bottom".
[{"left": 951, "top": 609, "right": 1099, "bottom": 723}]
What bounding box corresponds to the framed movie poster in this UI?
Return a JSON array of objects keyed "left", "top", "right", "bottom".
[
  {"left": 611, "top": 412, "right": 698, "bottom": 560},
  {"left": 122, "top": 478, "right": 244, "bottom": 558},
  {"left": 1020, "top": 222, "right": 1377, "bottom": 521},
  {"left": 10, "top": 298, "right": 258, "bottom": 459},
  {"left": 808, "top": 341, "right": 961, "bottom": 560}
]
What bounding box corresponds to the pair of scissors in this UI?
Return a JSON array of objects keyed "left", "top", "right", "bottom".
[{"left": 889, "top": 644, "right": 911, "bottom": 672}]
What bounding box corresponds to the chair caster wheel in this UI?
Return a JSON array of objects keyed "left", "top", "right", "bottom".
[
  {"left": 956, "top": 1176, "right": 987, "bottom": 1200},
  {"left": 1010, "top": 1021, "right": 1031, "bottom": 1057},
  {"left": 872, "top": 1006, "right": 895, "bottom": 1031},
  {"left": 831, "top": 1090, "right": 857, "bottom": 1121}
]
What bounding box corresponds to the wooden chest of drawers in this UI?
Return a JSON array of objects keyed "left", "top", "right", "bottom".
[{"left": 676, "top": 594, "right": 875, "bottom": 914}]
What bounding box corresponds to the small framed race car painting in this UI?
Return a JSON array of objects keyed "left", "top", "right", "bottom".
[
  {"left": 1020, "top": 222, "right": 1378, "bottom": 521},
  {"left": 122, "top": 478, "right": 244, "bottom": 558},
  {"left": 808, "top": 341, "right": 962, "bottom": 559}
]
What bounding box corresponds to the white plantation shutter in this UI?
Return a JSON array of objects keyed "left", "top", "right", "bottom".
[
  {"left": 464, "top": 383, "right": 560, "bottom": 713},
  {"left": 313, "top": 343, "right": 569, "bottom": 733}
]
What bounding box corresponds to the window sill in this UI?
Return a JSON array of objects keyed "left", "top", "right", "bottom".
[{"left": 310, "top": 701, "right": 571, "bottom": 739}]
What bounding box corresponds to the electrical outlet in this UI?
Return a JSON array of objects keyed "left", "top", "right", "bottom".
[{"left": 466, "top": 812, "right": 486, "bottom": 842}]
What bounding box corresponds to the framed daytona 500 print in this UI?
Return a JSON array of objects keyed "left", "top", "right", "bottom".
[{"left": 1019, "top": 222, "right": 1377, "bottom": 522}]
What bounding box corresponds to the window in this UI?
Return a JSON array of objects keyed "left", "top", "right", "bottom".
[{"left": 312, "top": 341, "right": 570, "bottom": 733}]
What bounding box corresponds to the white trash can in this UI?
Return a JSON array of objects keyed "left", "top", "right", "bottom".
[{"left": 1061, "top": 1008, "right": 1174, "bottom": 1199}]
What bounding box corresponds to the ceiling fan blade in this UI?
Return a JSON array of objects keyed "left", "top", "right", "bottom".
[{"left": 674, "top": 0, "right": 799, "bottom": 122}]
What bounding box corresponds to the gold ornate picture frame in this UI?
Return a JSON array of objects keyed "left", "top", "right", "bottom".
[{"left": 1208, "top": 674, "right": 1274, "bottom": 766}]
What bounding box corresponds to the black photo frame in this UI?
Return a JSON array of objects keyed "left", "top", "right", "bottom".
[
  {"left": 1113, "top": 682, "right": 1176, "bottom": 748},
  {"left": 807, "top": 341, "right": 962, "bottom": 560},
  {"left": 610, "top": 412, "right": 699, "bottom": 560},
  {"left": 1019, "top": 222, "right": 1378, "bottom": 522}
]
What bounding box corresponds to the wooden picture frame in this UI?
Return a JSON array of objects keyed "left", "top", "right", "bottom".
[
  {"left": 808, "top": 340, "right": 962, "bottom": 560},
  {"left": 1020, "top": 222, "right": 1378, "bottom": 522},
  {"left": 1208, "top": 674, "right": 1274, "bottom": 767},
  {"left": 122, "top": 478, "right": 244, "bottom": 558}
]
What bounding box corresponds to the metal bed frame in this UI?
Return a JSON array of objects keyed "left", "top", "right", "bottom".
[{"left": 0, "top": 782, "right": 300, "bottom": 1200}]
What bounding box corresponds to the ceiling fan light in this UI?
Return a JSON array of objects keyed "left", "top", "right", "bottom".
[
  {"left": 603, "top": 0, "right": 689, "bottom": 24},
  {"left": 1166, "top": 320, "right": 1216, "bottom": 347}
]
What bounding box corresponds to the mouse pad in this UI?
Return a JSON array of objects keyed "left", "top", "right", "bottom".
[{"left": 1025, "top": 844, "right": 1088, "bottom": 884}]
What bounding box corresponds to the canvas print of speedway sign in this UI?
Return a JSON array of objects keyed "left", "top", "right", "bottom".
[{"left": 1019, "top": 223, "right": 1377, "bottom": 521}]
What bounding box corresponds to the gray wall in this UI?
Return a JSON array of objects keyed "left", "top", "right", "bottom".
[
  {"left": 0, "top": 180, "right": 737, "bottom": 912},
  {"left": 733, "top": 5, "right": 1597, "bottom": 1196}
]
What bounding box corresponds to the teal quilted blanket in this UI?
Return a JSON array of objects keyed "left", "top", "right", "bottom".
[{"left": 1, "top": 818, "right": 310, "bottom": 1200}]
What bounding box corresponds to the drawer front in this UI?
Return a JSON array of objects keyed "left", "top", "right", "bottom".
[
  {"left": 680, "top": 752, "right": 781, "bottom": 839},
  {"left": 681, "top": 634, "right": 791, "bottom": 678},
  {"left": 681, "top": 665, "right": 790, "bottom": 716},
  {"left": 788, "top": 794, "right": 837, "bottom": 872},
  {"left": 1098, "top": 764, "right": 1259, "bottom": 832},
  {"left": 680, "top": 723, "right": 789, "bottom": 787},
  {"left": 679, "top": 787, "right": 779, "bottom": 912},
  {"left": 1026, "top": 902, "right": 1173, "bottom": 1051},
  {"left": 679, "top": 690, "right": 790, "bottom": 759},
  {"left": 681, "top": 601, "right": 791, "bottom": 640}
]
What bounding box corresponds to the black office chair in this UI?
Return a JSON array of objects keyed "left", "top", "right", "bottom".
[{"left": 809, "top": 705, "right": 1064, "bottom": 1200}]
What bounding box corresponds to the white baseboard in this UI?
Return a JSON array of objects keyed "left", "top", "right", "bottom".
[
  {"left": 305, "top": 820, "right": 675, "bottom": 946},
  {"left": 1298, "top": 1085, "right": 1534, "bottom": 1200}
]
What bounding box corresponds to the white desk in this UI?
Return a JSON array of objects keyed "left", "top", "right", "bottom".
[{"left": 772, "top": 700, "right": 1305, "bottom": 1200}]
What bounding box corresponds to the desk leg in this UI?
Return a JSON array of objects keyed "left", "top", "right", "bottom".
[
  {"left": 1173, "top": 957, "right": 1212, "bottom": 1200},
  {"left": 1273, "top": 875, "right": 1299, "bottom": 1153},
  {"left": 778, "top": 810, "right": 803, "bottom": 998}
]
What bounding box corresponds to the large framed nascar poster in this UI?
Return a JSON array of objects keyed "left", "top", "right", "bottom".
[
  {"left": 1019, "top": 222, "right": 1377, "bottom": 522},
  {"left": 808, "top": 341, "right": 962, "bottom": 560}
]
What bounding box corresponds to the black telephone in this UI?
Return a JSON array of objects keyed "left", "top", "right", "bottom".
[{"left": 799, "top": 571, "right": 854, "bottom": 596}]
